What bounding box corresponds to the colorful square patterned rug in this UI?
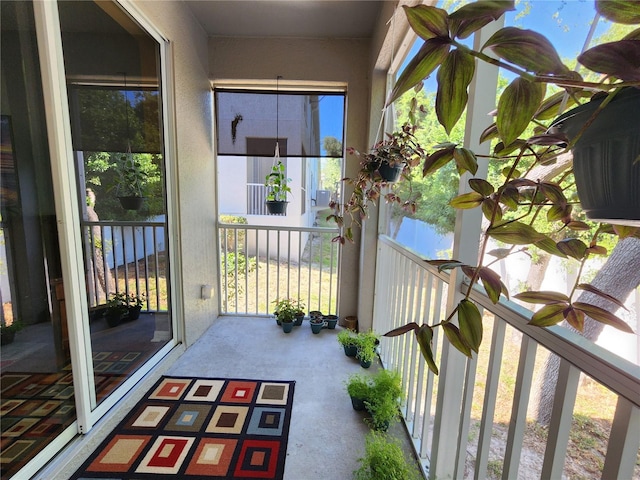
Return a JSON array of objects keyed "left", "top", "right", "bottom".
[{"left": 71, "top": 376, "right": 295, "bottom": 479}]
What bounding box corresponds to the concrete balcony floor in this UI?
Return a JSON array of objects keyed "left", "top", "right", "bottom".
[{"left": 48, "top": 315, "right": 420, "bottom": 479}]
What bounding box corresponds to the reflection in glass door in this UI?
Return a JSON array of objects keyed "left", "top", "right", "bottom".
[
  {"left": 57, "top": 0, "right": 172, "bottom": 408},
  {"left": 1, "top": 2, "right": 75, "bottom": 477}
]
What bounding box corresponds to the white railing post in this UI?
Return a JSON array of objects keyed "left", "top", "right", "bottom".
[{"left": 602, "top": 397, "right": 640, "bottom": 479}]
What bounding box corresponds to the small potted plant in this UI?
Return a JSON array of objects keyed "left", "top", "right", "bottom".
[
  {"left": 364, "top": 369, "right": 404, "bottom": 431},
  {"left": 114, "top": 153, "right": 147, "bottom": 210},
  {"left": 309, "top": 315, "right": 325, "bottom": 334},
  {"left": 356, "top": 330, "right": 379, "bottom": 368},
  {"left": 294, "top": 300, "right": 306, "bottom": 326},
  {"left": 105, "top": 292, "right": 129, "bottom": 327},
  {"left": 345, "top": 373, "right": 373, "bottom": 411},
  {"left": 272, "top": 298, "right": 297, "bottom": 333},
  {"left": 337, "top": 329, "right": 359, "bottom": 357},
  {"left": 354, "top": 431, "right": 422, "bottom": 480},
  {"left": 126, "top": 292, "right": 146, "bottom": 320},
  {"left": 264, "top": 160, "right": 291, "bottom": 215},
  {"left": 323, "top": 314, "right": 339, "bottom": 329},
  {"left": 0, "top": 319, "right": 24, "bottom": 346}
]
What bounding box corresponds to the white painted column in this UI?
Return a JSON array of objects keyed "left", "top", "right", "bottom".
[{"left": 429, "top": 18, "right": 502, "bottom": 479}]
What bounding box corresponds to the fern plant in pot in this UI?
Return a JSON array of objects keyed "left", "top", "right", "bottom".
[{"left": 340, "top": 0, "right": 640, "bottom": 372}]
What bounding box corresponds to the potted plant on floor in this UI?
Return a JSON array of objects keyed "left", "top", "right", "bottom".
[
  {"left": 323, "top": 314, "right": 339, "bottom": 329},
  {"left": 272, "top": 298, "right": 297, "bottom": 333},
  {"left": 348, "top": 0, "right": 640, "bottom": 373},
  {"left": 265, "top": 160, "right": 291, "bottom": 215},
  {"left": 310, "top": 315, "right": 325, "bottom": 334},
  {"left": 354, "top": 431, "right": 422, "bottom": 480},
  {"left": 356, "top": 331, "right": 379, "bottom": 368},
  {"left": 126, "top": 292, "right": 145, "bottom": 320},
  {"left": 345, "top": 373, "right": 373, "bottom": 411},
  {"left": 0, "top": 319, "right": 24, "bottom": 346},
  {"left": 294, "top": 300, "right": 306, "bottom": 326},
  {"left": 105, "top": 293, "right": 129, "bottom": 327},
  {"left": 337, "top": 329, "right": 359, "bottom": 357},
  {"left": 364, "top": 369, "right": 404, "bottom": 431}
]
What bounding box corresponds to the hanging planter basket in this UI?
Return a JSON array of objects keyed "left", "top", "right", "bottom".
[
  {"left": 118, "top": 196, "right": 145, "bottom": 211},
  {"left": 550, "top": 87, "right": 640, "bottom": 225},
  {"left": 266, "top": 200, "right": 288, "bottom": 215},
  {"left": 377, "top": 161, "right": 404, "bottom": 183}
]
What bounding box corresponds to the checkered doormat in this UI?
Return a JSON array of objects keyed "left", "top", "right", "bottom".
[{"left": 71, "top": 376, "right": 295, "bottom": 479}]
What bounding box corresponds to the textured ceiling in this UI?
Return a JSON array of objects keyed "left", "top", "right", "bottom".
[{"left": 183, "top": 0, "right": 385, "bottom": 38}]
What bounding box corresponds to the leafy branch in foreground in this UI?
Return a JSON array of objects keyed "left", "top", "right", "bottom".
[{"left": 378, "top": 0, "right": 640, "bottom": 373}]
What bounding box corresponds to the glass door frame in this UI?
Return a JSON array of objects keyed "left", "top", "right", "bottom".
[{"left": 17, "top": 1, "right": 182, "bottom": 478}]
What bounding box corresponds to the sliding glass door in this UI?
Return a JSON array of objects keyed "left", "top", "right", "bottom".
[{"left": 1, "top": 1, "right": 174, "bottom": 478}]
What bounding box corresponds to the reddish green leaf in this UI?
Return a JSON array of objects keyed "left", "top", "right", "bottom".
[
  {"left": 578, "top": 41, "right": 640, "bottom": 82},
  {"left": 480, "top": 123, "right": 499, "bottom": 144},
  {"left": 469, "top": 178, "right": 495, "bottom": 196},
  {"left": 566, "top": 221, "right": 591, "bottom": 231},
  {"left": 494, "top": 139, "right": 528, "bottom": 156},
  {"left": 576, "top": 284, "right": 628, "bottom": 310},
  {"left": 416, "top": 324, "right": 439, "bottom": 374},
  {"left": 423, "top": 146, "right": 455, "bottom": 176},
  {"left": 478, "top": 267, "right": 506, "bottom": 304},
  {"left": 539, "top": 182, "right": 567, "bottom": 204},
  {"left": 487, "top": 221, "right": 547, "bottom": 245},
  {"left": 388, "top": 39, "right": 451, "bottom": 105},
  {"left": 556, "top": 238, "right": 588, "bottom": 260},
  {"left": 384, "top": 322, "right": 419, "bottom": 337},
  {"left": 403, "top": 4, "right": 449, "bottom": 41},
  {"left": 497, "top": 78, "right": 546, "bottom": 146},
  {"left": 443, "top": 323, "right": 472, "bottom": 357},
  {"left": 448, "top": 1, "right": 515, "bottom": 39},
  {"left": 453, "top": 147, "right": 478, "bottom": 175},
  {"left": 498, "top": 185, "right": 520, "bottom": 210},
  {"left": 450, "top": 191, "right": 484, "bottom": 209},
  {"left": 436, "top": 50, "right": 476, "bottom": 134},
  {"left": 596, "top": 0, "right": 640, "bottom": 24},
  {"left": 515, "top": 290, "right": 570, "bottom": 304},
  {"left": 528, "top": 303, "right": 567, "bottom": 327},
  {"left": 534, "top": 91, "right": 580, "bottom": 120},
  {"left": 487, "top": 248, "right": 511, "bottom": 259},
  {"left": 507, "top": 178, "right": 537, "bottom": 188},
  {"left": 564, "top": 306, "right": 585, "bottom": 331},
  {"left": 457, "top": 299, "right": 483, "bottom": 353},
  {"left": 534, "top": 236, "right": 567, "bottom": 257},
  {"left": 573, "top": 302, "right": 634, "bottom": 333},
  {"left": 484, "top": 27, "right": 569, "bottom": 75},
  {"left": 586, "top": 245, "right": 608, "bottom": 256},
  {"left": 613, "top": 224, "right": 639, "bottom": 239},
  {"left": 481, "top": 199, "right": 502, "bottom": 223},
  {"left": 528, "top": 132, "right": 569, "bottom": 146},
  {"left": 547, "top": 204, "right": 570, "bottom": 222}
]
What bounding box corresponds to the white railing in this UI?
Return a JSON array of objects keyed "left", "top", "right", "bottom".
[
  {"left": 247, "top": 183, "right": 268, "bottom": 215},
  {"left": 373, "top": 235, "right": 640, "bottom": 480},
  {"left": 219, "top": 222, "right": 340, "bottom": 316},
  {"left": 83, "top": 220, "right": 167, "bottom": 312}
]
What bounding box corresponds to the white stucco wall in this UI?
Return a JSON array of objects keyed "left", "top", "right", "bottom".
[
  {"left": 209, "top": 36, "right": 371, "bottom": 320},
  {"left": 135, "top": 1, "right": 218, "bottom": 346}
]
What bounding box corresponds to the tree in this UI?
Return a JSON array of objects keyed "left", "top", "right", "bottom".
[
  {"left": 321, "top": 136, "right": 343, "bottom": 192},
  {"left": 532, "top": 236, "right": 640, "bottom": 424}
]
